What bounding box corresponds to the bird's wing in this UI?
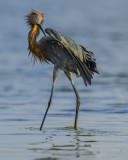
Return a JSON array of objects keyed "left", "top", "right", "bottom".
[
  {"left": 45, "top": 28, "right": 93, "bottom": 86},
  {"left": 45, "top": 28, "right": 84, "bottom": 60}
]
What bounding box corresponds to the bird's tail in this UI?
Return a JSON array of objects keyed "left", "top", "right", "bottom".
[{"left": 79, "top": 46, "right": 99, "bottom": 86}]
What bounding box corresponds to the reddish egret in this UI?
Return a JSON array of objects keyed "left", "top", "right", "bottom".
[{"left": 25, "top": 9, "right": 99, "bottom": 130}]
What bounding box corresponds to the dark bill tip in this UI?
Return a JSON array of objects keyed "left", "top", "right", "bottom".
[{"left": 37, "top": 24, "right": 46, "bottom": 36}]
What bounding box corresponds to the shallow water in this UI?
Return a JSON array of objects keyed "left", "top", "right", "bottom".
[{"left": 0, "top": 0, "right": 128, "bottom": 159}]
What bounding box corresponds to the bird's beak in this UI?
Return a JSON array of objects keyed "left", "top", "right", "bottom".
[{"left": 37, "top": 24, "right": 46, "bottom": 36}]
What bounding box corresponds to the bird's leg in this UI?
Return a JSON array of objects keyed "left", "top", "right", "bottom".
[
  {"left": 65, "top": 72, "right": 81, "bottom": 130},
  {"left": 40, "top": 66, "right": 61, "bottom": 130}
]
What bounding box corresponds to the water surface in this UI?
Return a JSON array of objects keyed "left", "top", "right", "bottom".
[{"left": 0, "top": 0, "right": 128, "bottom": 159}]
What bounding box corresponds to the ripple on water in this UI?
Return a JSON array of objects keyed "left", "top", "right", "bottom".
[
  {"left": 0, "top": 106, "right": 9, "bottom": 109},
  {"left": 26, "top": 126, "right": 118, "bottom": 159},
  {"left": 0, "top": 0, "right": 128, "bottom": 160}
]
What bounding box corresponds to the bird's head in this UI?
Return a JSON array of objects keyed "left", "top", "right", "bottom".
[
  {"left": 25, "top": 9, "right": 46, "bottom": 35},
  {"left": 25, "top": 9, "right": 43, "bottom": 27}
]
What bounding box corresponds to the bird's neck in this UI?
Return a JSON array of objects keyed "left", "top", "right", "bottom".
[
  {"left": 28, "top": 25, "right": 47, "bottom": 62},
  {"left": 28, "top": 25, "right": 40, "bottom": 52}
]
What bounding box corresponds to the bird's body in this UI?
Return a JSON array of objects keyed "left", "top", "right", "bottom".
[
  {"left": 25, "top": 9, "right": 99, "bottom": 130},
  {"left": 38, "top": 36, "right": 78, "bottom": 74}
]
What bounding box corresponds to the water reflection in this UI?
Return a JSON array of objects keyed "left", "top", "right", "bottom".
[{"left": 28, "top": 127, "right": 110, "bottom": 159}]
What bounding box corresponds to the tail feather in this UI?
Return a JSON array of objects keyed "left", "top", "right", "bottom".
[{"left": 74, "top": 56, "right": 92, "bottom": 85}]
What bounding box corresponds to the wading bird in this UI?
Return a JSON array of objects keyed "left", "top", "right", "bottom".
[{"left": 25, "top": 9, "right": 99, "bottom": 130}]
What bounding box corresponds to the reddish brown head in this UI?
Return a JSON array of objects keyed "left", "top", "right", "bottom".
[{"left": 25, "top": 9, "right": 44, "bottom": 27}]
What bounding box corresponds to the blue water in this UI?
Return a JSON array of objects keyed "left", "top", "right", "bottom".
[{"left": 0, "top": 0, "right": 128, "bottom": 159}]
